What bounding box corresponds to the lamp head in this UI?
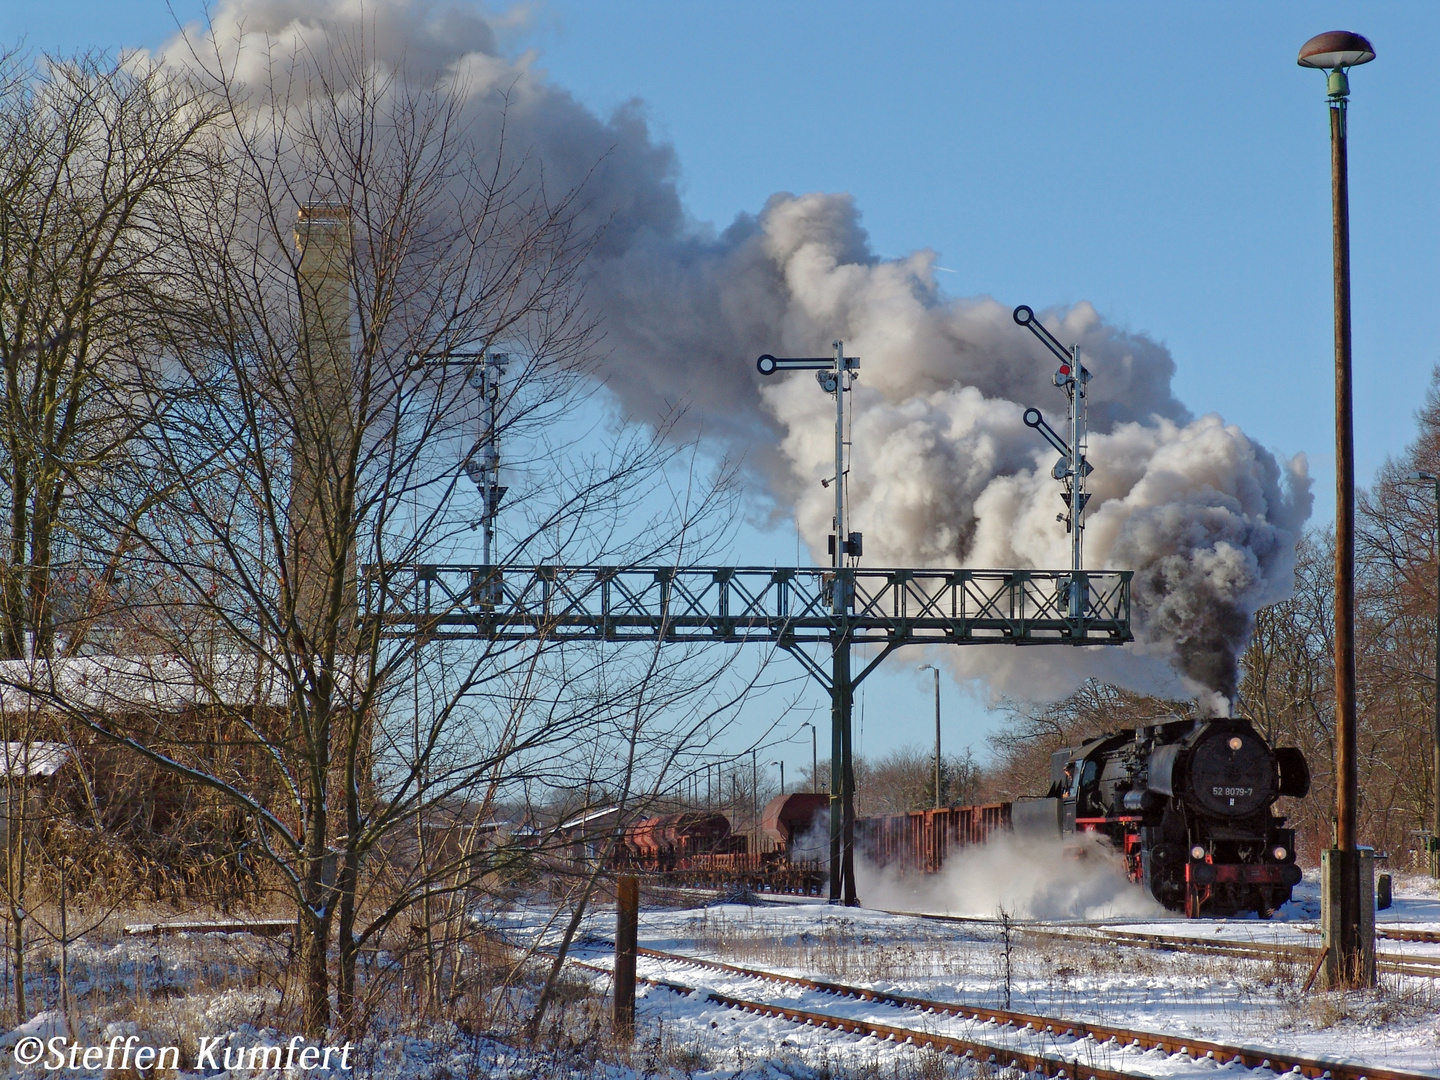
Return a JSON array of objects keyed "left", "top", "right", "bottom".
[
  {"left": 1297, "top": 31, "right": 1376, "bottom": 70},
  {"left": 1298, "top": 32, "right": 1375, "bottom": 100},
  {"left": 1408, "top": 471, "right": 1438, "bottom": 483}
]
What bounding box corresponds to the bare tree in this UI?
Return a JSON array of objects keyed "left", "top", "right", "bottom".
[
  {"left": 0, "top": 50, "right": 221, "bottom": 1023},
  {"left": 0, "top": 35, "right": 758, "bottom": 1039},
  {"left": 0, "top": 52, "right": 218, "bottom": 661}
]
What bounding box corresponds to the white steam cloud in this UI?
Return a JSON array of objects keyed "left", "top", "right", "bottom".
[
  {"left": 856, "top": 832, "right": 1165, "bottom": 921},
  {"left": 161, "top": 0, "right": 1312, "bottom": 703},
  {"left": 591, "top": 193, "right": 1311, "bottom": 702}
]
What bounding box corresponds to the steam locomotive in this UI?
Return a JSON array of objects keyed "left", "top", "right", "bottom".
[
  {"left": 1018, "top": 716, "right": 1311, "bottom": 917},
  {"left": 600, "top": 716, "right": 1310, "bottom": 918}
]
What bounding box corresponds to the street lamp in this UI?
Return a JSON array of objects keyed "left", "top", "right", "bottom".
[
  {"left": 770, "top": 760, "right": 785, "bottom": 795},
  {"left": 1406, "top": 471, "right": 1440, "bottom": 879},
  {"left": 1298, "top": 28, "right": 1376, "bottom": 990},
  {"left": 919, "top": 664, "right": 942, "bottom": 809},
  {"left": 802, "top": 722, "right": 818, "bottom": 792}
]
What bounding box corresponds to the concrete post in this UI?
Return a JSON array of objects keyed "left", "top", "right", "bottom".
[{"left": 1321, "top": 847, "right": 1375, "bottom": 988}]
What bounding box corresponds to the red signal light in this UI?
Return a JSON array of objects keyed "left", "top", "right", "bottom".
[{"left": 1058, "top": 364, "right": 1071, "bottom": 376}]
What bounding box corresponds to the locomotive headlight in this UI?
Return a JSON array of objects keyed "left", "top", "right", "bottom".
[
  {"left": 1228, "top": 736, "right": 1243, "bottom": 751},
  {"left": 1190, "top": 844, "right": 1206, "bottom": 860},
  {"left": 1272, "top": 845, "right": 1289, "bottom": 861}
]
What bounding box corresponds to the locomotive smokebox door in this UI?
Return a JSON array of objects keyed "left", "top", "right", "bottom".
[{"left": 1187, "top": 726, "right": 1276, "bottom": 817}]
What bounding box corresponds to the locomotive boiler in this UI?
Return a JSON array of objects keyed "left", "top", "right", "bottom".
[{"left": 1017, "top": 716, "right": 1311, "bottom": 917}]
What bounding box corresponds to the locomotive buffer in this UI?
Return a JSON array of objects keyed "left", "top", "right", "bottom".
[{"left": 364, "top": 323, "right": 1134, "bottom": 906}]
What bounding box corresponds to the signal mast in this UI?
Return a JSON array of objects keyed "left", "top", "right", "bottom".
[
  {"left": 461, "top": 352, "right": 509, "bottom": 567},
  {"left": 756, "top": 341, "right": 863, "bottom": 901},
  {"left": 415, "top": 350, "right": 509, "bottom": 570},
  {"left": 1015, "top": 305, "right": 1093, "bottom": 619}
]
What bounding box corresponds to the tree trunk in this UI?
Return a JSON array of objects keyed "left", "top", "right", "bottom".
[
  {"left": 5, "top": 779, "right": 25, "bottom": 1025},
  {"left": 298, "top": 886, "right": 331, "bottom": 1035},
  {"left": 3, "top": 464, "right": 28, "bottom": 659},
  {"left": 299, "top": 799, "right": 333, "bottom": 1035},
  {"left": 9, "top": 902, "right": 23, "bottom": 1027},
  {"left": 335, "top": 850, "right": 359, "bottom": 1035}
]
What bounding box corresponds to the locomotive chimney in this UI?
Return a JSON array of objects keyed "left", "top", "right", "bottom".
[{"left": 291, "top": 204, "right": 356, "bottom": 644}]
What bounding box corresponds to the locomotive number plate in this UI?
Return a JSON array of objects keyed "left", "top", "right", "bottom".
[{"left": 1211, "top": 786, "right": 1254, "bottom": 797}]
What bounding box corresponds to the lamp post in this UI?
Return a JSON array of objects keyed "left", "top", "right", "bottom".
[
  {"left": 803, "top": 723, "right": 818, "bottom": 792},
  {"left": 752, "top": 750, "right": 758, "bottom": 822},
  {"left": 1406, "top": 471, "right": 1440, "bottom": 878},
  {"left": 920, "top": 665, "right": 941, "bottom": 809},
  {"left": 770, "top": 760, "right": 785, "bottom": 795},
  {"left": 1298, "top": 28, "right": 1377, "bottom": 990}
]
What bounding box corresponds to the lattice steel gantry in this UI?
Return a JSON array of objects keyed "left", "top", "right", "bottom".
[{"left": 361, "top": 562, "right": 1134, "bottom": 903}]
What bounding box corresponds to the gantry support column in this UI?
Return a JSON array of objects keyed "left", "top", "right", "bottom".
[{"left": 827, "top": 632, "right": 857, "bottom": 906}]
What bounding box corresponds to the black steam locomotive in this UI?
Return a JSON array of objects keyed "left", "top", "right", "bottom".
[{"left": 1017, "top": 716, "right": 1311, "bottom": 917}]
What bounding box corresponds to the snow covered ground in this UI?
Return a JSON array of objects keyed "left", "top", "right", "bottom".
[
  {"left": 0, "top": 870, "right": 1434, "bottom": 1080},
  {"left": 499, "top": 869, "right": 1440, "bottom": 1078}
]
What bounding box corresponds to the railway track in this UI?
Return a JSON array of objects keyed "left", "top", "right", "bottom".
[
  {"left": 893, "top": 910, "right": 1440, "bottom": 979},
  {"left": 571, "top": 944, "right": 1434, "bottom": 1080},
  {"left": 1023, "top": 926, "right": 1440, "bottom": 979},
  {"left": 567, "top": 955, "right": 1168, "bottom": 1080}
]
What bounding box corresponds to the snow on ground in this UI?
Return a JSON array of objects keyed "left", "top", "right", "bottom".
[
  {"left": 501, "top": 870, "right": 1440, "bottom": 1077},
  {"left": 0, "top": 870, "right": 1434, "bottom": 1079}
]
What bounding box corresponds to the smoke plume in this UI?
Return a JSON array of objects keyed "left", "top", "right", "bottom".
[{"left": 161, "top": 0, "right": 1312, "bottom": 703}]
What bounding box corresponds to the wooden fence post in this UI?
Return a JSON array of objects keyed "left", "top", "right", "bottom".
[{"left": 614, "top": 876, "right": 638, "bottom": 1040}]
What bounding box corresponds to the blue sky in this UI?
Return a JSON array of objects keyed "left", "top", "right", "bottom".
[{"left": 5, "top": 1, "right": 1437, "bottom": 774}]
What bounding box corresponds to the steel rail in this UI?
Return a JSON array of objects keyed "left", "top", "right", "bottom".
[
  {"left": 899, "top": 910, "right": 1440, "bottom": 978},
  {"left": 1344, "top": 926, "right": 1440, "bottom": 945},
  {"left": 618, "top": 945, "right": 1435, "bottom": 1080},
  {"left": 566, "top": 956, "right": 1159, "bottom": 1080},
  {"left": 1030, "top": 927, "right": 1440, "bottom": 979}
]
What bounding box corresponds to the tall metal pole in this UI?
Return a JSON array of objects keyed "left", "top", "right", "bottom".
[
  {"left": 828, "top": 339, "right": 859, "bottom": 905},
  {"left": 838, "top": 642, "right": 857, "bottom": 905},
  {"left": 1411, "top": 473, "right": 1440, "bottom": 877},
  {"left": 1066, "top": 347, "right": 1090, "bottom": 619},
  {"left": 1422, "top": 476, "right": 1440, "bottom": 877},
  {"left": 1069, "top": 345, "right": 1084, "bottom": 582},
  {"left": 1428, "top": 480, "right": 1440, "bottom": 881},
  {"left": 921, "top": 664, "right": 941, "bottom": 809},
  {"left": 834, "top": 340, "right": 846, "bottom": 573},
  {"left": 1305, "top": 43, "right": 1376, "bottom": 989},
  {"left": 478, "top": 353, "right": 507, "bottom": 566},
  {"left": 1431, "top": 479, "right": 1440, "bottom": 877},
  {"left": 1331, "top": 83, "right": 1358, "bottom": 873},
  {"left": 933, "top": 667, "right": 941, "bottom": 809},
  {"left": 754, "top": 340, "right": 860, "bottom": 905}
]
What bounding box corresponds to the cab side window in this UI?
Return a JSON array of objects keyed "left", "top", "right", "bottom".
[{"left": 1077, "top": 759, "right": 1099, "bottom": 813}]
